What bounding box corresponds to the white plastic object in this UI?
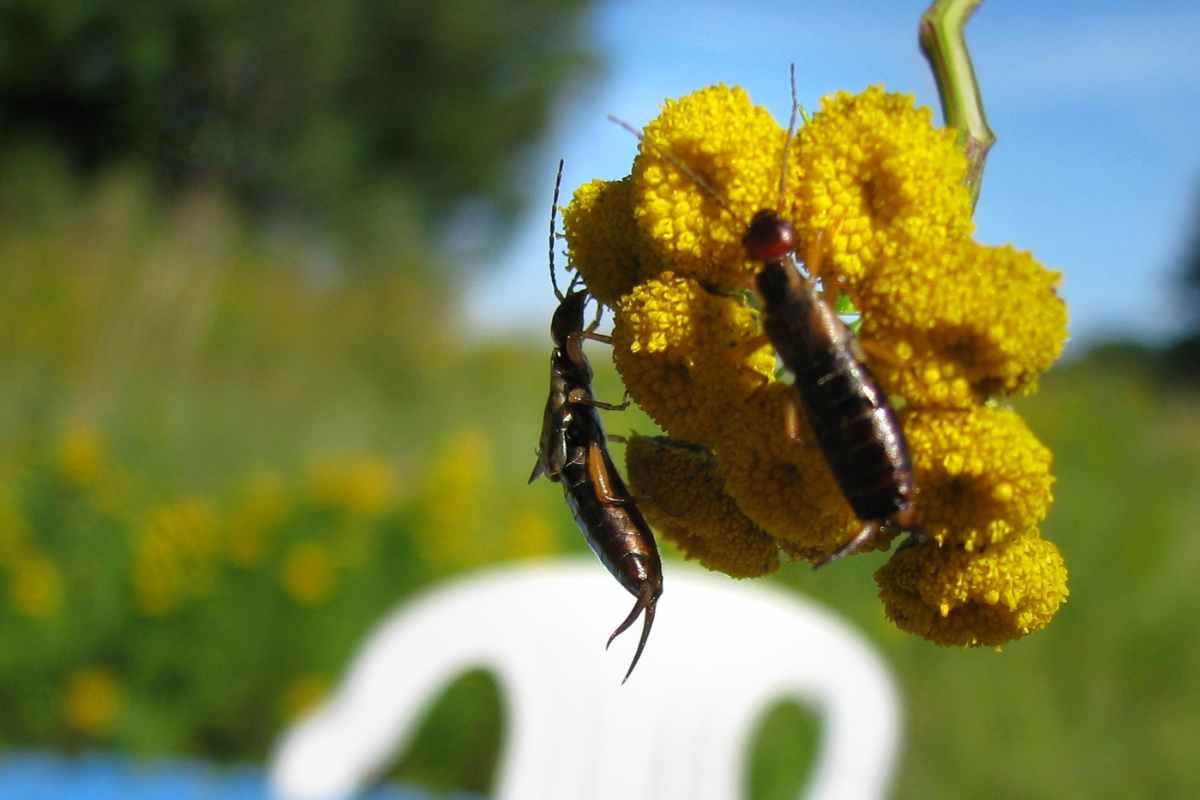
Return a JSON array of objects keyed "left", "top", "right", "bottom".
[{"left": 269, "top": 559, "right": 901, "bottom": 800}]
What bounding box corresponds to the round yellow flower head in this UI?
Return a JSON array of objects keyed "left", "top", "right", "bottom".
[
  {"left": 904, "top": 407, "right": 1054, "bottom": 550},
  {"left": 790, "top": 86, "right": 974, "bottom": 288},
  {"left": 612, "top": 272, "right": 774, "bottom": 442},
  {"left": 626, "top": 435, "right": 779, "bottom": 578},
  {"left": 711, "top": 383, "right": 862, "bottom": 556},
  {"left": 857, "top": 239, "right": 1068, "bottom": 405},
  {"left": 562, "top": 177, "right": 646, "bottom": 305},
  {"left": 876, "top": 531, "right": 1068, "bottom": 647},
  {"left": 9, "top": 550, "right": 63, "bottom": 618},
  {"left": 631, "top": 84, "right": 791, "bottom": 288},
  {"left": 307, "top": 455, "right": 398, "bottom": 517},
  {"left": 281, "top": 540, "right": 336, "bottom": 605}
]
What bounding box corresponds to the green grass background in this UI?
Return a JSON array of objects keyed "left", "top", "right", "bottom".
[{"left": 1, "top": 167, "right": 1197, "bottom": 798}]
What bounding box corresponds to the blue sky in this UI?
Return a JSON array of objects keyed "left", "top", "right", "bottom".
[{"left": 465, "top": 0, "right": 1200, "bottom": 351}]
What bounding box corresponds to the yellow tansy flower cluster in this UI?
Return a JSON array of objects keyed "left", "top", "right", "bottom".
[
  {"left": 562, "top": 82, "right": 1069, "bottom": 647},
  {"left": 788, "top": 86, "right": 974, "bottom": 289},
  {"left": 876, "top": 533, "right": 1067, "bottom": 646}
]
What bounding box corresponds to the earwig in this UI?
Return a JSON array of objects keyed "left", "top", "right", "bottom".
[
  {"left": 609, "top": 66, "right": 920, "bottom": 565},
  {"left": 529, "top": 159, "right": 663, "bottom": 682}
]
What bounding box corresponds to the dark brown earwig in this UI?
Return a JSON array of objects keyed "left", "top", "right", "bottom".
[
  {"left": 529, "top": 160, "right": 663, "bottom": 682},
  {"left": 609, "top": 67, "right": 920, "bottom": 565},
  {"left": 746, "top": 212, "right": 917, "bottom": 564}
]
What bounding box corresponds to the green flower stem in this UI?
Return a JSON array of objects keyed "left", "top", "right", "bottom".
[{"left": 919, "top": 0, "right": 995, "bottom": 210}]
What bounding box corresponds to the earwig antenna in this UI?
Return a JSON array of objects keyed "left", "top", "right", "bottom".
[
  {"left": 607, "top": 114, "right": 737, "bottom": 218},
  {"left": 549, "top": 158, "right": 566, "bottom": 301},
  {"left": 778, "top": 63, "right": 800, "bottom": 206}
]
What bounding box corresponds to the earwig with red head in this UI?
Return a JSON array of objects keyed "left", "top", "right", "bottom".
[{"left": 610, "top": 67, "right": 921, "bottom": 565}]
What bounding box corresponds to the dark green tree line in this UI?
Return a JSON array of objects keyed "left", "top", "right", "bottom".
[{"left": 0, "top": 0, "right": 597, "bottom": 234}]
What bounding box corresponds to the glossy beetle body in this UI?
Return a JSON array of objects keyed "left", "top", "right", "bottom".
[{"left": 529, "top": 163, "right": 663, "bottom": 682}]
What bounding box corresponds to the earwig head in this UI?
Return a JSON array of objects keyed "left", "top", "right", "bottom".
[
  {"left": 550, "top": 288, "right": 590, "bottom": 348},
  {"left": 743, "top": 209, "right": 796, "bottom": 261}
]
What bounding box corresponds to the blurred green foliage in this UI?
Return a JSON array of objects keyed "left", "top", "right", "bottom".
[
  {"left": 0, "top": 162, "right": 589, "bottom": 793},
  {"left": 2, "top": 159, "right": 1199, "bottom": 799},
  {"left": 0, "top": 0, "right": 596, "bottom": 232}
]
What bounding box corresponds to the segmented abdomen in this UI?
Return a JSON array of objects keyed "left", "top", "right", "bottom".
[{"left": 795, "top": 348, "right": 914, "bottom": 521}]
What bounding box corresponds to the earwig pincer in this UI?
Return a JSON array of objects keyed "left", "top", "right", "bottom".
[
  {"left": 609, "top": 68, "right": 921, "bottom": 565},
  {"left": 529, "top": 160, "right": 663, "bottom": 683}
]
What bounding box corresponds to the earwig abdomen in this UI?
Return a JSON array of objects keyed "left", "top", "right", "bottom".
[
  {"left": 563, "top": 441, "right": 662, "bottom": 592},
  {"left": 796, "top": 340, "right": 915, "bottom": 522},
  {"left": 756, "top": 257, "right": 915, "bottom": 534}
]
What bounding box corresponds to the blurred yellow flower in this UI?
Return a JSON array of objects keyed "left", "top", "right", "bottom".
[
  {"left": 57, "top": 422, "right": 107, "bottom": 489},
  {"left": 228, "top": 469, "right": 289, "bottom": 568},
  {"left": 65, "top": 666, "right": 123, "bottom": 735},
  {"left": 421, "top": 429, "right": 489, "bottom": 571},
  {"left": 505, "top": 510, "right": 558, "bottom": 561},
  {"left": 280, "top": 541, "right": 336, "bottom": 605},
  {"left": 9, "top": 550, "right": 63, "bottom": 618},
  {"left": 280, "top": 673, "right": 330, "bottom": 721},
  {"left": 0, "top": 485, "right": 31, "bottom": 565},
  {"left": 132, "top": 497, "right": 220, "bottom": 615},
  {"left": 308, "top": 455, "right": 398, "bottom": 518}
]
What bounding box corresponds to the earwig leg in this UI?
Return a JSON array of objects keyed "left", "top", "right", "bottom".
[
  {"left": 565, "top": 445, "right": 586, "bottom": 470},
  {"left": 568, "top": 387, "right": 631, "bottom": 412},
  {"left": 783, "top": 394, "right": 818, "bottom": 448},
  {"left": 606, "top": 584, "right": 659, "bottom": 684},
  {"left": 606, "top": 433, "right": 628, "bottom": 444},
  {"left": 784, "top": 395, "right": 803, "bottom": 443},
  {"left": 895, "top": 530, "right": 925, "bottom": 554},
  {"left": 737, "top": 364, "right": 773, "bottom": 396},
  {"left": 584, "top": 331, "right": 613, "bottom": 345},
  {"left": 585, "top": 300, "right": 605, "bottom": 334},
  {"left": 813, "top": 520, "right": 883, "bottom": 569}
]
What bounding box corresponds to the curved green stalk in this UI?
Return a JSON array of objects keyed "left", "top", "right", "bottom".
[{"left": 920, "top": 0, "right": 995, "bottom": 210}]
